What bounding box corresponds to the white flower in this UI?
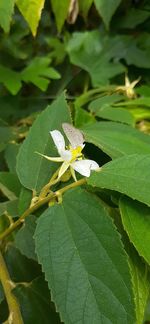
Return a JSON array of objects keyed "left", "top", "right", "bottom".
[{"left": 38, "top": 123, "right": 99, "bottom": 181}]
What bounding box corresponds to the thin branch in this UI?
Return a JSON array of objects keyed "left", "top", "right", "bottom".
[
  {"left": 0, "top": 178, "right": 86, "bottom": 242},
  {"left": 0, "top": 250, "right": 23, "bottom": 324}
]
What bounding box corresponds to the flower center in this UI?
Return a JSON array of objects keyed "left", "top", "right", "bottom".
[{"left": 70, "top": 146, "right": 83, "bottom": 162}]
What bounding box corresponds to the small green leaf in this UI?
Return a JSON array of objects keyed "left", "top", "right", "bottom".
[
  {"left": 79, "top": 0, "right": 93, "bottom": 18},
  {"left": 0, "top": 65, "right": 22, "bottom": 95},
  {"left": 0, "top": 0, "right": 15, "bottom": 33},
  {"left": 75, "top": 107, "right": 95, "bottom": 128},
  {"left": 88, "top": 154, "right": 150, "bottom": 206},
  {"left": 35, "top": 188, "right": 135, "bottom": 323},
  {"left": 0, "top": 172, "right": 21, "bottom": 200},
  {"left": 21, "top": 57, "right": 60, "bottom": 91},
  {"left": 118, "top": 8, "right": 150, "bottom": 29},
  {"left": 94, "top": 0, "right": 122, "bottom": 28},
  {"left": 81, "top": 122, "right": 150, "bottom": 159},
  {"left": 16, "top": 0, "right": 45, "bottom": 36},
  {"left": 51, "top": 0, "right": 70, "bottom": 31},
  {"left": 13, "top": 277, "right": 61, "bottom": 324},
  {"left": 16, "top": 93, "right": 71, "bottom": 192},
  {"left": 0, "top": 199, "right": 18, "bottom": 218},
  {"left": 120, "top": 196, "right": 150, "bottom": 265},
  {"left": 67, "top": 31, "right": 125, "bottom": 86}
]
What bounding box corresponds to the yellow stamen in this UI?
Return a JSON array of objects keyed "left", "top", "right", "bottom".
[{"left": 70, "top": 146, "right": 83, "bottom": 162}]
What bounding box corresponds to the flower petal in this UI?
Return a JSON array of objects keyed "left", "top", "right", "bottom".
[
  {"left": 71, "top": 159, "right": 99, "bottom": 177},
  {"left": 70, "top": 166, "right": 77, "bottom": 182},
  {"left": 59, "top": 149, "right": 72, "bottom": 162},
  {"left": 58, "top": 161, "right": 70, "bottom": 179},
  {"left": 35, "top": 152, "right": 63, "bottom": 162},
  {"left": 50, "top": 130, "right": 65, "bottom": 153},
  {"left": 62, "top": 123, "right": 84, "bottom": 148}
]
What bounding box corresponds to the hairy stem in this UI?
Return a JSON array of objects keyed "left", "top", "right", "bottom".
[
  {"left": 0, "top": 250, "right": 23, "bottom": 324},
  {"left": 0, "top": 178, "right": 86, "bottom": 242}
]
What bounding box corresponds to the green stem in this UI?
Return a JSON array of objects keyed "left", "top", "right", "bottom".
[
  {"left": 38, "top": 168, "right": 60, "bottom": 199},
  {"left": 0, "top": 178, "right": 86, "bottom": 242},
  {"left": 0, "top": 250, "right": 23, "bottom": 324}
]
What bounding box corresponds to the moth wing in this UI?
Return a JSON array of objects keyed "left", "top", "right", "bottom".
[{"left": 62, "top": 123, "right": 84, "bottom": 148}]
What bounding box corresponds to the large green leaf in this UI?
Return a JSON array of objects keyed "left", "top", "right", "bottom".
[
  {"left": 94, "top": 0, "right": 122, "bottom": 28},
  {"left": 120, "top": 196, "right": 150, "bottom": 265},
  {"left": 13, "top": 277, "right": 61, "bottom": 324},
  {"left": 16, "top": 93, "right": 71, "bottom": 192},
  {"left": 35, "top": 188, "right": 135, "bottom": 324},
  {"left": 4, "top": 143, "right": 20, "bottom": 174},
  {"left": 88, "top": 154, "right": 150, "bottom": 206},
  {"left": 16, "top": 0, "right": 45, "bottom": 36},
  {"left": 0, "top": 0, "right": 15, "bottom": 33},
  {"left": 81, "top": 122, "right": 150, "bottom": 159},
  {"left": 67, "top": 31, "right": 125, "bottom": 86},
  {"left": 51, "top": 0, "right": 70, "bottom": 31}
]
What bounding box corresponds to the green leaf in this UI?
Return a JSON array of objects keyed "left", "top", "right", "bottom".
[
  {"left": 0, "top": 126, "right": 16, "bottom": 152},
  {"left": 115, "top": 97, "right": 150, "bottom": 107},
  {"left": 0, "top": 65, "right": 22, "bottom": 95},
  {"left": 81, "top": 122, "right": 150, "bottom": 159},
  {"left": 4, "top": 143, "right": 20, "bottom": 173},
  {"left": 21, "top": 57, "right": 60, "bottom": 91},
  {"left": 79, "top": 0, "right": 93, "bottom": 18},
  {"left": 94, "top": 106, "right": 134, "bottom": 125},
  {"left": 88, "top": 154, "right": 150, "bottom": 206},
  {"left": 16, "top": 0, "right": 45, "bottom": 36},
  {"left": 126, "top": 243, "right": 150, "bottom": 324},
  {"left": 88, "top": 94, "right": 123, "bottom": 113},
  {"left": 18, "top": 187, "right": 32, "bottom": 214},
  {"left": 0, "top": 172, "right": 21, "bottom": 200},
  {"left": 0, "top": 199, "right": 19, "bottom": 218},
  {"left": 94, "top": 0, "right": 122, "bottom": 28},
  {"left": 16, "top": 93, "right": 71, "bottom": 192},
  {"left": 15, "top": 215, "right": 37, "bottom": 261},
  {"left": 4, "top": 245, "right": 41, "bottom": 282},
  {"left": 120, "top": 196, "right": 150, "bottom": 265},
  {"left": 51, "top": 0, "right": 70, "bottom": 31},
  {"left": 118, "top": 8, "right": 150, "bottom": 29},
  {"left": 0, "top": 0, "right": 15, "bottom": 33},
  {"left": 35, "top": 188, "right": 135, "bottom": 324},
  {"left": 67, "top": 31, "right": 125, "bottom": 86},
  {"left": 13, "top": 277, "right": 61, "bottom": 324},
  {"left": 75, "top": 107, "right": 95, "bottom": 128}
]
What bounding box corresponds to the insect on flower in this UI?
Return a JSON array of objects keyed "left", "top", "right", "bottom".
[{"left": 37, "top": 123, "right": 99, "bottom": 181}]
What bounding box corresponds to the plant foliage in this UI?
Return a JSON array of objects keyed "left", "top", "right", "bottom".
[{"left": 0, "top": 1, "right": 150, "bottom": 324}]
